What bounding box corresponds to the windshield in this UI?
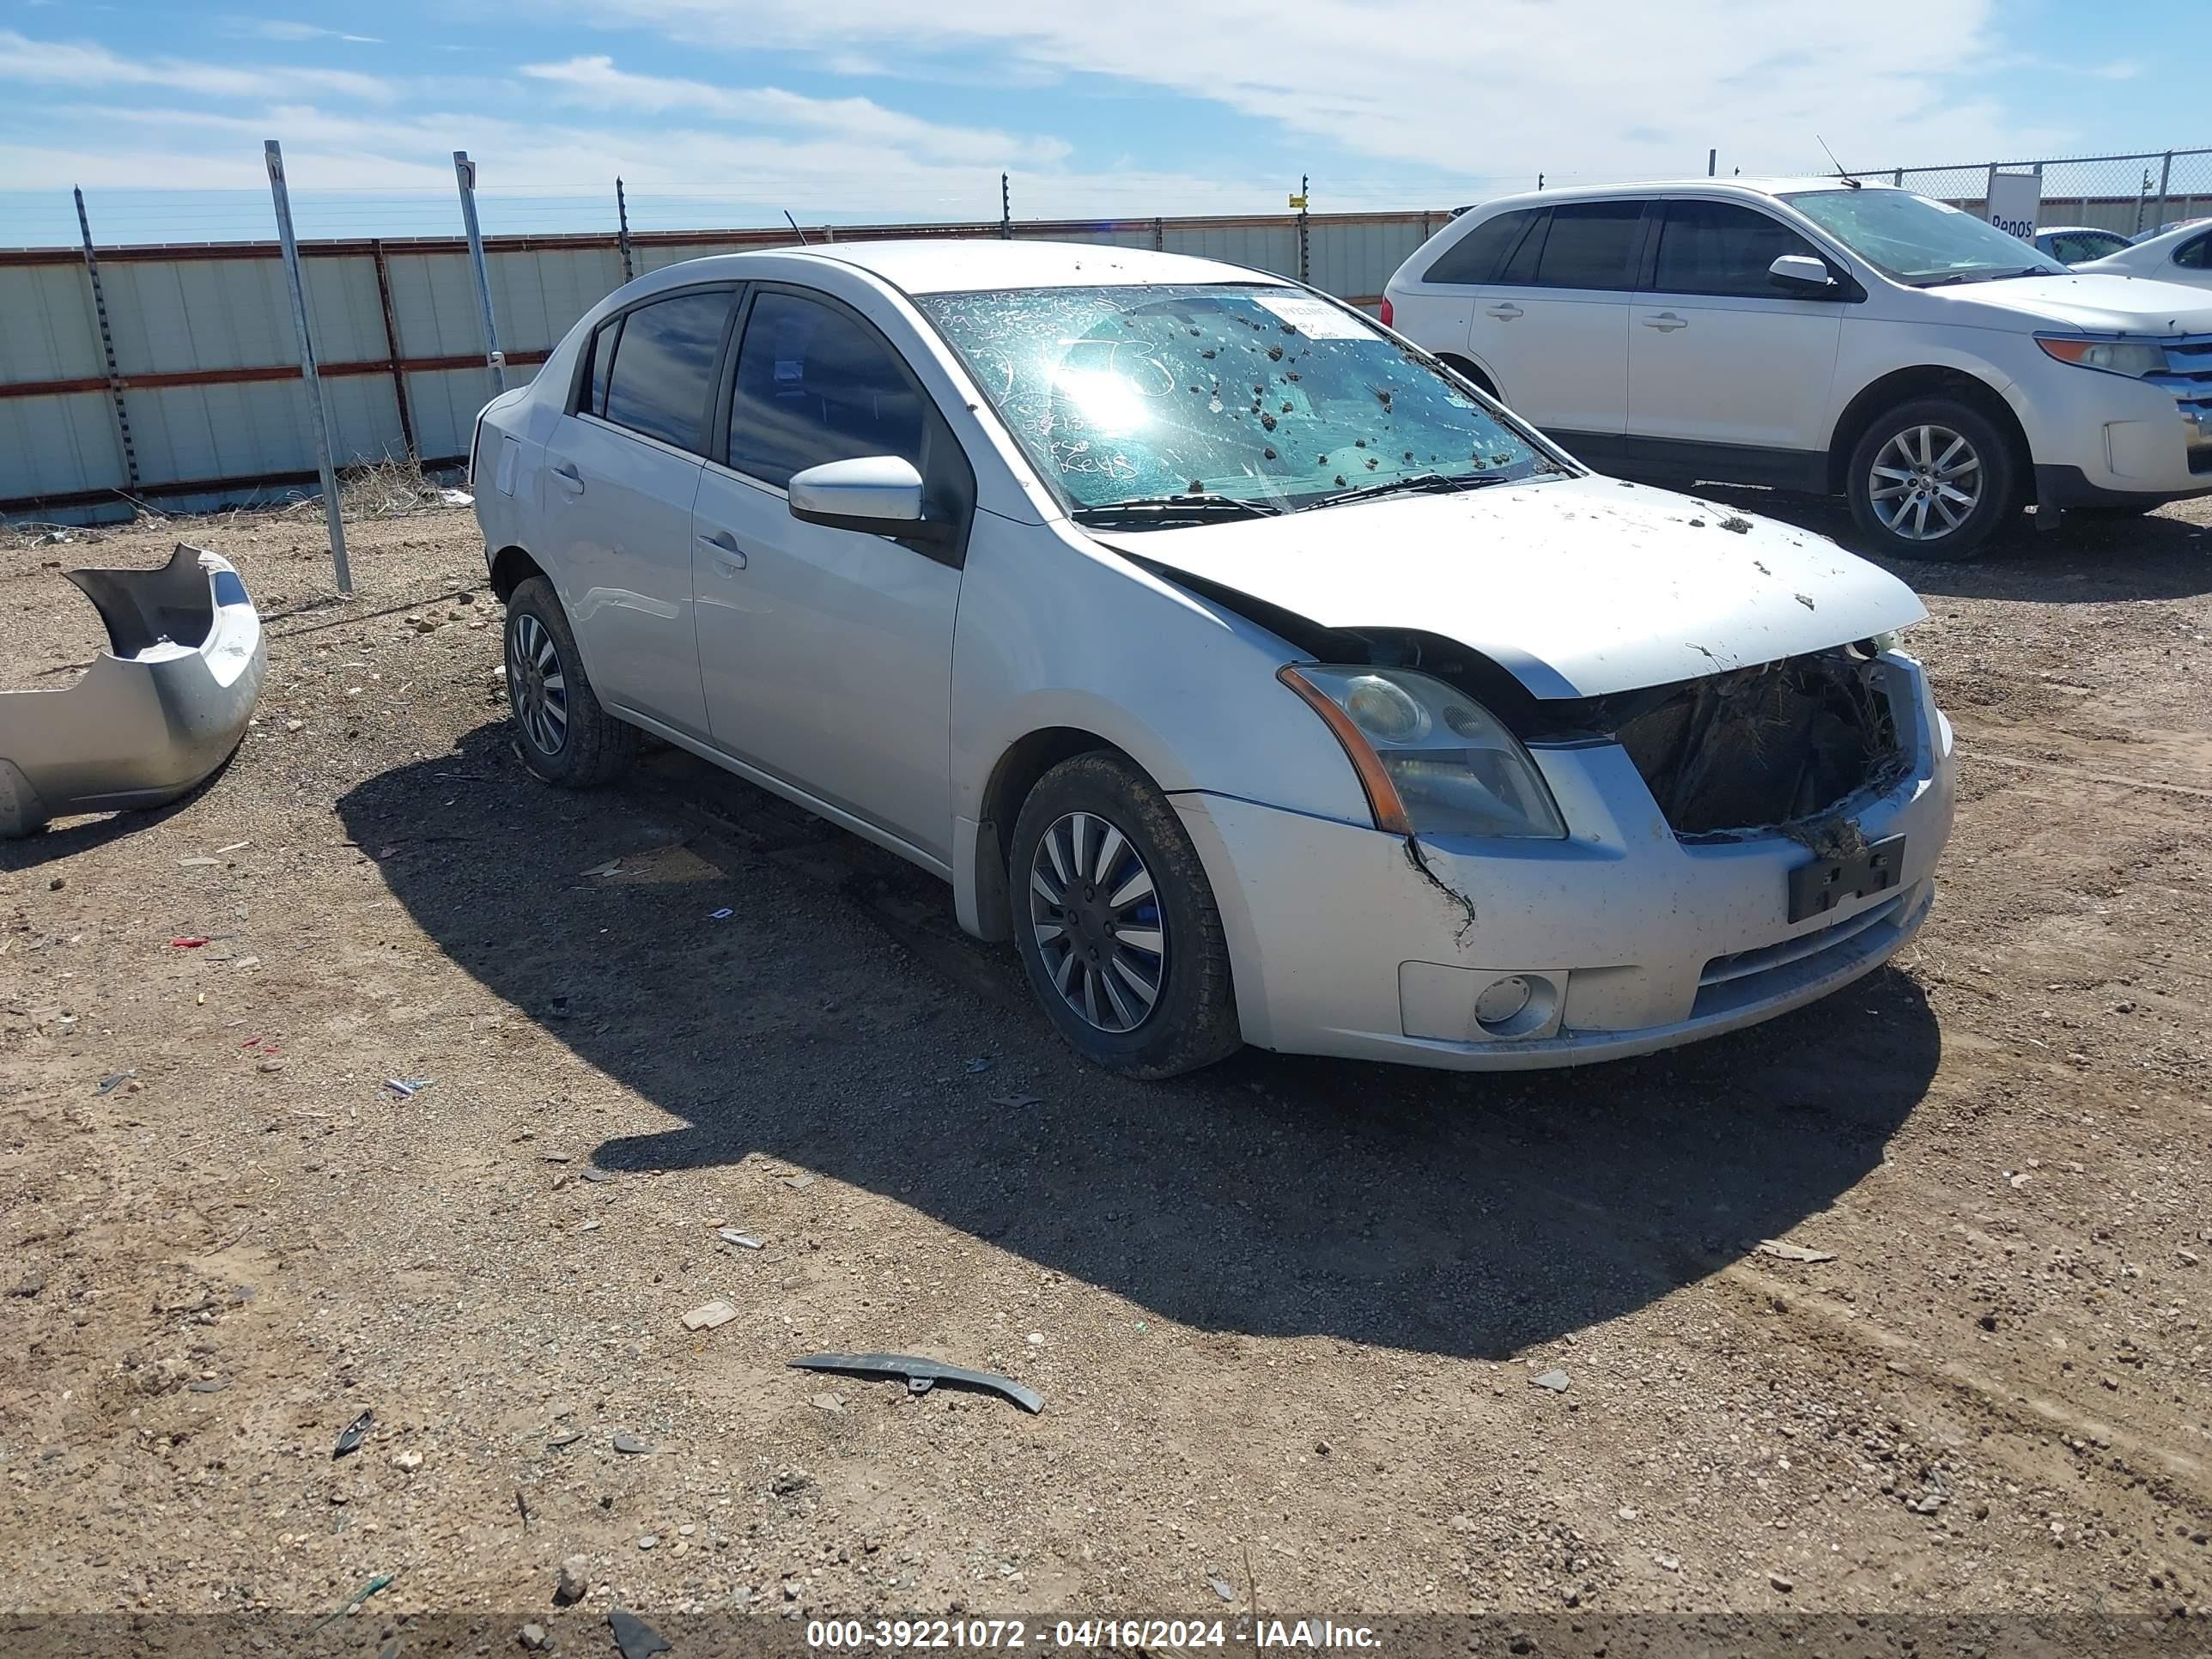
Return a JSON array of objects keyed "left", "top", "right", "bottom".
[
  {"left": 1782, "top": 189, "right": 2065, "bottom": 285},
  {"left": 912, "top": 283, "right": 1553, "bottom": 523}
]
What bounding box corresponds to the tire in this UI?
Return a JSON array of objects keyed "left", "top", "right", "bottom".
[
  {"left": 1009, "top": 750, "right": 1241, "bottom": 1079},
  {"left": 503, "top": 575, "right": 637, "bottom": 787},
  {"left": 1845, "top": 397, "right": 2021, "bottom": 562}
]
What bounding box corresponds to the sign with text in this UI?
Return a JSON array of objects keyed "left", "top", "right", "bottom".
[{"left": 1986, "top": 172, "right": 2042, "bottom": 240}]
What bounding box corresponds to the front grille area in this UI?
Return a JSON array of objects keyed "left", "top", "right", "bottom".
[
  {"left": 2151, "top": 335, "right": 2212, "bottom": 469},
  {"left": 1607, "top": 651, "right": 1905, "bottom": 838}
]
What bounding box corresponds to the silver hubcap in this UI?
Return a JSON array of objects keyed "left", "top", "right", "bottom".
[
  {"left": 508, "top": 612, "right": 568, "bottom": 757},
  {"left": 1869, "top": 423, "right": 1982, "bottom": 542},
  {"left": 1027, "top": 811, "right": 1166, "bottom": 1035}
]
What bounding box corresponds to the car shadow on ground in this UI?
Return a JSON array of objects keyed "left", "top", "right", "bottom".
[
  {"left": 338, "top": 725, "right": 1941, "bottom": 1362},
  {"left": 1683, "top": 482, "right": 2212, "bottom": 604}
]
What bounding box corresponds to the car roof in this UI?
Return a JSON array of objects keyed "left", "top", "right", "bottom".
[
  {"left": 701, "top": 237, "right": 1289, "bottom": 295},
  {"left": 1457, "top": 176, "right": 1894, "bottom": 214},
  {"left": 2037, "top": 225, "right": 2117, "bottom": 236}
]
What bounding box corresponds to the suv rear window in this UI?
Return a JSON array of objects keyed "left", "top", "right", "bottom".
[{"left": 1424, "top": 208, "right": 1542, "bottom": 285}]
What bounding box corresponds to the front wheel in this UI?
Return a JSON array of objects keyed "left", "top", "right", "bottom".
[
  {"left": 1009, "top": 752, "right": 1241, "bottom": 1079},
  {"left": 503, "top": 575, "right": 638, "bottom": 787},
  {"left": 1845, "top": 398, "right": 2021, "bottom": 562}
]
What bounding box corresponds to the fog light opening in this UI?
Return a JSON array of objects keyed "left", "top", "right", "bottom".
[{"left": 1473, "top": 973, "right": 1557, "bottom": 1039}]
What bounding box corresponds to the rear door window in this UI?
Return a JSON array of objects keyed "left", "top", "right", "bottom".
[
  {"left": 1652, "top": 200, "right": 1820, "bottom": 297},
  {"left": 601, "top": 289, "right": 734, "bottom": 452},
  {"left": 1531, "top": 202, "right": 1643, "bottom": 289},
  {"left": 1425, "top": 208, "right": 1543, "bottom": 285}
]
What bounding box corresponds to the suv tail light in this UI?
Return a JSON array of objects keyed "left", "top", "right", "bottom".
[{"left": 1378, "top": 296, "right": 1395, "bottom": 327}]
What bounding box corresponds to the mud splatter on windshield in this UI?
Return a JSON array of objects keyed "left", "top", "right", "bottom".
[{"left": 913, "top": 284, "right": 1552, "bottom": 523}]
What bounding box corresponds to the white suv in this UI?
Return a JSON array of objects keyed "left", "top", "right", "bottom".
[{"left": 1382, "top": 179, "right": 2212, "bottom": 559}]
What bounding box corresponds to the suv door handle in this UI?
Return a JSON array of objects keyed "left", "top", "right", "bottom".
[
  {"left": 1484, "top": 302, "right": 1523, "bottom": 321},
  {"left": 550, "top": 462, "right": 585, "bottom": 494},
  {"left": 698, "top": 528, "right": 747, "bottom": 572},
  {"left": 1643, "top": 312, "right": 1690, "bottom": 331}
]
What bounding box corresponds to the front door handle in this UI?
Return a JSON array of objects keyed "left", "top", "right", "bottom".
[
  {"left": 1484, "top": 302, "right": 1523, "bottom": 321},
  {"left": 1643, "top": 312, "right": 1690, "bottom": 331},
  {"left": 550, "top": 462, "right": 585, "bottom": 494},
  {"left": 698, "top": 528, "right": 747, "bottom": 572}
]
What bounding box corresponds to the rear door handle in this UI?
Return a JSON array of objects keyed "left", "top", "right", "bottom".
[
  {"left": 1643, "top": 312, "right": 1689, "bottom": 331},
  {"left": 698, "top": 528, "right": 747, "bottom": 572},
  {"left": 550, "top": 462, "right": 585, "bottom": 494},
  {"left": 1485, "top": 302, "right": 1523, "bottom": 321}
]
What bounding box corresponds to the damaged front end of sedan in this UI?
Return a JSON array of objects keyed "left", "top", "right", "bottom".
[{"left": 1, "top": 544, "right": 266, "bottom": 838}]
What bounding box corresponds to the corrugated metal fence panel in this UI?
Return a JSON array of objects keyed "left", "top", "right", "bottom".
[
  {"left": 385, "top": 250, "right": 490, "bottom": 359},
  {"left": 100, "top": 255, "right": 388, "bottom": 375},
  {"left": 1308, "top": 217, "right": 1437, "bottom": 301},
  {"left": 0, "top": 263, "right": 104, "bottom": 385},
  {"left": 124, "top": 374, "right": 404, "bottom": 487},
  {"left": 410, "top": 364, "right": 514, "bottom": 459},
  {"left": 1163, "top": 222, "right": 1302, "bottom": 282},
  {"left": 0, "top": 390, "right": 120, "bottom": 500}
]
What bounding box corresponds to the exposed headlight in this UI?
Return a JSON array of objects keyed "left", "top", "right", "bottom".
[
  {"left": 2036, "top": 335, "right": 2168, "bottom": 378},
  {"left": 1279, "top": 665, "right": 1567, "bottom": 840}
]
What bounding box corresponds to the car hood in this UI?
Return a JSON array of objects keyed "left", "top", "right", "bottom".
[
  {"left": 1109, "top": 475, "right": 1926, "bottom": 700},
  {"left": 1929, "top": 273, "right": 2212, "bottom": 334}
]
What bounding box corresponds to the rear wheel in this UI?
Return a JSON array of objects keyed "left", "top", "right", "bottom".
[
  {"left": 503, "top": 575, "right": 637, "bottom": 787},
  {"left": 1009, "top": 751, "right": 1240, "bottom": 1079},
  {"left": 1845, "top": 397, "right": 2021, "bottom": 561}
]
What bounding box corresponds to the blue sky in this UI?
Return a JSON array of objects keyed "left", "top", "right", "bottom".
[{"left": 0, "top": 0, "right": 2203, "bottom": 246}]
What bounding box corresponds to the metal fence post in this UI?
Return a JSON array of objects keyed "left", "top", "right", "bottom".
[
  {"left": 264, "top": 140, "right": 350, "bottom": 596},
  {"left": 453, "top": 151, "right": 504, "bottom": 393},
  {"left": 1893, "top": 168, "right": 1903, "bottom": 186},
  {"left": 1297, "top": 173, "right": 1310, "bottom": 283},
  {"left": 1707, "top": 148, "right": 1717, "bottom": 178},
  {"left": 369, "top": 238, "right": 416, "bottom": 461},
  {"left": 616, "top": 176, "right": 634, "bottom": 283},
  {"left": 2154, "top": 151, "right": 2173, "bottom": 231},
  {"left": 1000, "top": 173, "right": 1012, "bottom": 240},
  {"left": 73, "top": 187, "right": 140, "bottom": 495}
]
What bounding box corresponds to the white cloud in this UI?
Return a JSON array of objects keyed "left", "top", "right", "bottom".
[
  {"left": 563, "top": 0, "right": 2059, "bottom": 183},
  {"left": 224, "top": 19, "right": 384, "bottom": 44},
  {"left": 0, "top": 28, "right": 394, "bottom": 103},
  {"left": 518, "top": 55, "right": 1068, "bottom": 167}
]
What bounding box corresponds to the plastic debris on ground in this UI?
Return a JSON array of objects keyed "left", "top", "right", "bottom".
[
  {"left": 682, "top": 1299, "right": 738, "bottom": 1331},
  {"left": 1755, "top": 1238, "right": 1837, "bottom": 1263},
  {"left": 611, "top": 1433, "right": 653, "bottom": 1455},
  {"left": 169, "top": 936, "right": 210, "bottom": 949},
  {"left": 718, "top": 1228, "right": 763, "bottom": 1249},
  {"left": 383, "top": 1078, "right": 434, "bottom": 1099},
  {"left": 94, "top": 1071, "right": 136, "bottom": 1096},
  {"left": 331, "top": 1410, "right": 374, "bottom": 1457},
  {"left": 790, "top": 1350, "right": 1044, "bottom": 1414}
]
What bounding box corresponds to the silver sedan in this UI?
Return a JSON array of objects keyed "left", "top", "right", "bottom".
[{"left": 471, "top": 240, "right": 1952, "bottom": 1077}]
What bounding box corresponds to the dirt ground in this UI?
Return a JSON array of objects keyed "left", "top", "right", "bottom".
[{"left": 2, "top": 488, "right": 2209, "bottom": 1650}]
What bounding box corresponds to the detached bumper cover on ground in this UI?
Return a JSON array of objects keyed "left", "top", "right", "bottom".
[{"left": 0, "top": 544, "right": 265, "bottom": 836}]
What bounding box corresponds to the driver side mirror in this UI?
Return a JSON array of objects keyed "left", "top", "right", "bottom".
[
  {"left": 1769, "top": 253, "right": 1840, "bottom": 295},
  {"left": 787, "top": 455, "right": 951, "bottom": 543}
]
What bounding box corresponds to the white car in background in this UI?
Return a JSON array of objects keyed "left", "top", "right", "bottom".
[
  {"left": 471, "top": 240, "right": 1952, "bottom": 1078},
  {"left": 2076, "top": 219, "right": 2212, "bottom": 292},
  {"left": 2030, "top": 225, "right": 2132, "bottom": 265},
  {"left": 1382, "top": 179, "right": 2212, "bottom": 557}
]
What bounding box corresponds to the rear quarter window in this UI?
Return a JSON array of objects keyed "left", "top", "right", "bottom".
[{"left": 1424, "top": 208, "right": 1542, "bottom": 285}]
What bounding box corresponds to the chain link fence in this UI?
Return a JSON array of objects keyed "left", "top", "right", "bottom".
[{"left": 1847, "top": 149, "right": 2211, "bottom": 236}]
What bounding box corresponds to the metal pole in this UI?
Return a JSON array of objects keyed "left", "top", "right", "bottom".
[
  {"left": 369, "top": 238, "right": 416, "bottom": 461},
  {"left": 1297, "top": 173, "right": 1310, "bottom": 283},
  {"left": 616, "top": 176, "right": 634, "bottom": 283},
  {"left": 2154, "top": 150, "right": 2173, "bottom": 231},
  {"left": 73, "top": 187, "right": 140, "bottom": 493},
  {"left": 453, "top": 151, "right": 504, "bottom": 392},
  {"left": 1000, "top": 173, "right": 1012, "bottom": 240},
  {"left": 264, "top": 141, "right": 350, "bottom": 596},
  {"left": 1707, "top": 148, "right": 1717, "bottom": 178},
  {"left": 1984, "top": 162, "right": 1997, "bottom": 221},
  {"left": 1893, "top": 168, "right": 1904, "bottom": 187}
]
